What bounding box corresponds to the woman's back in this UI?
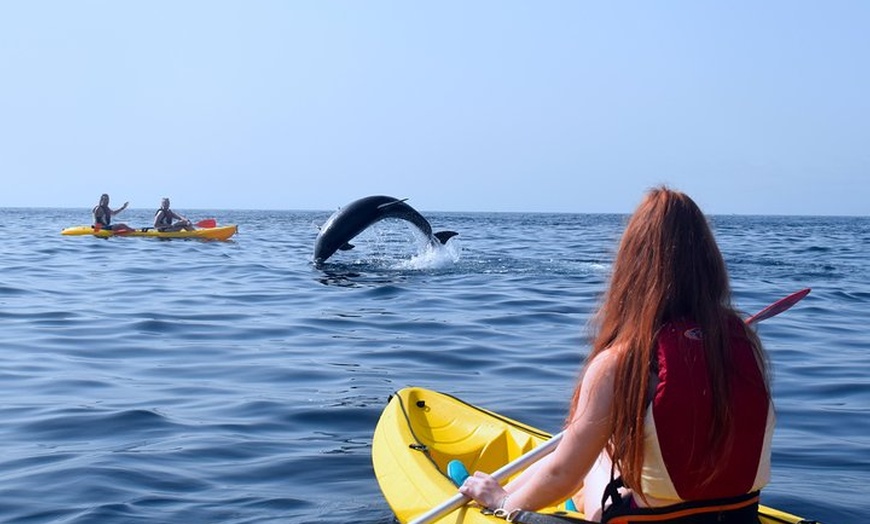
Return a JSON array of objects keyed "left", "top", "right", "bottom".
[{"left": 641, "top": 317, "right": 773, "bottom": 504}]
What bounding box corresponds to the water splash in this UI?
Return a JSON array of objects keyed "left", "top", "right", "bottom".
[{"left": 396, "top": 237, "right": 461, "bottom": 270}]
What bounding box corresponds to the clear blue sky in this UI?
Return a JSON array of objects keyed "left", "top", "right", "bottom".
[{"left": 2, "top": 2, "right": 867, "bottom": 215}]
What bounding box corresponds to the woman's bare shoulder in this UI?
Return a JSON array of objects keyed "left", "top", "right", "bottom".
[{"left": 586, "top": 345, "right": 623, "bottom": 377}]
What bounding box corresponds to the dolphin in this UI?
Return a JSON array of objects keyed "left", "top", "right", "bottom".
[{"left": 314, "top": 195, "right": 458, "bottom": 264}]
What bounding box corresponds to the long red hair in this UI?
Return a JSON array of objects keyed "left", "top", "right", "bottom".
[{"left": 568, "top": 187, "right": 767, "bottom": 496}]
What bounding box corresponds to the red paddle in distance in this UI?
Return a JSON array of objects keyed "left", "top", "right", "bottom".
[{"left": 195, "top": 218, "right": 217, "bottom": 228}]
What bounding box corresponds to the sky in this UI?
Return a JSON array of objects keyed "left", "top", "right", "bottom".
[{"left": 1, "top": 2, "right": 867, "bottom": 215}]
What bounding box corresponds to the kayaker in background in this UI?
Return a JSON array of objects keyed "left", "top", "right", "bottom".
[
  {"left": 154, "top": 197, "right": 195, "bottom": 232},
  {"left": 93, "top": 193, "right": 133, "bottom": 232},
  {"left": 459, "top": 186, "right": 773, "bottom": 523}
]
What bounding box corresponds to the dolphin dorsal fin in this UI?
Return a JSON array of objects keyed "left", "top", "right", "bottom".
[{"left": 377, "top": 198, "right": 409, "bottom": 210}]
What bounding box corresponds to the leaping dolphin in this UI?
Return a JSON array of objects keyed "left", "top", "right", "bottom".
[{"left": 314, "top": 195, "right": 458, "bottom": 264}]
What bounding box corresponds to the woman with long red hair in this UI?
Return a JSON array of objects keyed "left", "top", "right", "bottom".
[{"left": 460, "top": 187, "right": 774, "bottom": 523}]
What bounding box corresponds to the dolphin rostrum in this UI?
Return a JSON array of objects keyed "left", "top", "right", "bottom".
[{"left": 313, "top": 195, "right": 458, "bottom": 264}]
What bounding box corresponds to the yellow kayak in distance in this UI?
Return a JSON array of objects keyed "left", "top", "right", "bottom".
[
  {"left": 372, "top": 387, "right": 818, "bottom": 524},
  {"left": 61, "top": 224, "right": 238, "bottom": 241}
]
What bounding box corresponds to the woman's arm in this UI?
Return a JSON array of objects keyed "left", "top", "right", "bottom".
[
  {"left": 460, "top": 349, "right": 618, "bottom": 512},
  {"left": 112, "top": 202, "right": 129, "bottom": 215}
]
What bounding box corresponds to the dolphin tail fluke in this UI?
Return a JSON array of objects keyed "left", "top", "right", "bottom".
[
  {"left": 434, "top": 231, "right": 458, "bottom": 245},
  {"left": 338, "top": 242, "right": 355, "bottom": 251}
]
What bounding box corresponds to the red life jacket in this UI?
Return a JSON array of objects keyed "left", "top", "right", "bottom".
[
  {"left": 601, "top": 318, "right": 774, "bottom": 523},
  {"left": 646, "top": 317, "right": 772, "bottom": 501}
]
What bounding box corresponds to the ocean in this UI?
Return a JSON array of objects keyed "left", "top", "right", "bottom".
[{"left": 1, "top": 208, "right": 867, "bottom": 523}]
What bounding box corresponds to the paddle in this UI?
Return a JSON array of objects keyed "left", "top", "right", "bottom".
[
  {"left": 94, "top": 223, "right": 134, "bottom": 235},
  {"left": 408, "top": 288, "right": 812, "bottom": 524},
  {"left": 745, "top": 288, "right": 811, "bottom": 325},
  {"left": 126, "top": 219, "right": 215, "bottom": 233}
]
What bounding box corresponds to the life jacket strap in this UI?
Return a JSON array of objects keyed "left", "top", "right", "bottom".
[{"left": 602, "top": 482, "right": 761, "bottom": 524}]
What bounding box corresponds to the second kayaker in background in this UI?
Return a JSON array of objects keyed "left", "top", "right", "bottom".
[
  {"left": 154, "top": 197, "right": 195, "bottom": 232},
  {"left": 459, "top": 186, "right": 774, "bottom": 523}
]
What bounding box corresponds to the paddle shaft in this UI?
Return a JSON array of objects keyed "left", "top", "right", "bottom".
[
  {"left": 95, "top": 219, "right": 214, "bottom": 234},
  {"left": 408, "top": 288, "right": 810, "bottom": 524},
  {"left": 409, "top": 435, "right": 563, "bottom": 524}
]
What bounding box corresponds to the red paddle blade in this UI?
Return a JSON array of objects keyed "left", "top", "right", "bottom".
[
  {"left": 196, "top": 218, "right": 217, "bottom": 228},
  {"left": 745, "top": 288, "right": 811, "bottom": 325},
  {"left": 93, "top": 223, "right": 102, "bottom": 232}
]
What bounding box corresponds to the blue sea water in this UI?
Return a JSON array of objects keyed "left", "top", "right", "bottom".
[{"left": 0, "top": 208, "right": 867, "bottom": 524}]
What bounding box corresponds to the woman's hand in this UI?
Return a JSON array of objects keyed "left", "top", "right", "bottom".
[{"left": 458, "top": 471, "right": 509, "bottom": 510}]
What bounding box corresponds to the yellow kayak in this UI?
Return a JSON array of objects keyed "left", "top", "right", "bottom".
[
  {"left": 372, "top": 387, "right": 817, "bottom": 524},
  {"left": 61, "top": 224, "right": 238, "bottom": 241}
]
